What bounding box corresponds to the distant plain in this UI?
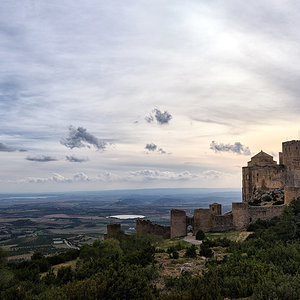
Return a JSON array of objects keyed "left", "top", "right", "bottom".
[{"left": 0, "top": 188, "right": 241, "bottom": 261}]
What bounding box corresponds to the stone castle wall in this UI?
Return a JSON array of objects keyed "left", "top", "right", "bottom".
[
  {"left": 193, "top": 209, "right": 211, "bottom": 234},
  {"left": 104, "top": 223, "right": 121, "bottom": 239},
  {"left": 243, "top": 140, "right": 300, "bottom": 202},
  {"left": 136, "top": 219, "right": 170, "bottom": 239},
  {"left": 284, "top": 186, "right": 300, "bottom": 205},
  {"left": 248, "top": 205, "right": 284, "bottom": 225},
  {"left": 170, "top": 209, "right": 187, "bottom": 238},
  {"left": 211, "top": 213, "right": 234, "bottom": 231},
  {"left": 242, "top": 165, "right": 286, "bottom": 202}
]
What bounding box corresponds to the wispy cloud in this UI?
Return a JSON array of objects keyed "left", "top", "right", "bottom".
[
  {"left": 0, "top": 142, "right": 16, "bottom": 152},
  {"left": 129, "top": 170, "right": 198, "bottom": 181},
  {"left": 158, "top": 148, "right": 166, "bottom": 154},
  {"left": 0, "top": 142, "right": 26, "bottom": 152},
  {"left": 61, "top": 126, "right": 108, "bottom": 150},
  {"left": 210, "top": 141, "right": 251, "bottom": 155},
  {"left": 26, "top": 155, "right": 58, "bottom": 162},
  {"left": 66, "top": 155, "right": 89, "bottom": 163}
]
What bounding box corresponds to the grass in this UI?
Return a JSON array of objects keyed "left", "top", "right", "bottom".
[{"left": 205, "top": 230, "right": 250, "bottom": 242}]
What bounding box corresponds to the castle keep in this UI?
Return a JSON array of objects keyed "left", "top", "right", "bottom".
[
  {"left": 106, "top": 140, "right": 300, "bottom": 239},
  {"left": 243, "top": 140, "right": 300, "bottom": 205}
]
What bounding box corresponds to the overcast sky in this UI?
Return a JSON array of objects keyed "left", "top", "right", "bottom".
[{"left": 1, "top": 0, "right": 300, "bottom": 193}]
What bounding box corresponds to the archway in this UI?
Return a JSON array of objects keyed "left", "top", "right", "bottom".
[{"left": 187, "top": 225, "right": 193, "bottom": 236}]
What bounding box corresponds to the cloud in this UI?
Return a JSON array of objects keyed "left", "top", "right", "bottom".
[
  {"left": 21, "top": 172, "right": 112, "bottom": 184},
  {"left": 0, "top": 142, "right": 16, "bottom": 152},
  {"left": 66, "top": 155, "right": 89, "bottom": 163},
  {"left": 153, "top": 109, "right": 172, "bottom": 125},
  {"left": 145, "top": 143, "right": 167, "bottom": 154},
  {"left": 145, "top": 115, "right": 154, "bottom": 123},
  {"left": 145, "top": 109, "right": 172, "bottom": 125},
  {"left": 26, "top": 155, "right": 58, "bottom": 162},
  {"left": 158, "top": 148, "right": 166, "bottom": 154},
  {"left": 145, "top": 143, "right": 157, "bottom": 151},
  {"left": 129, "top": 170, "right": 198, "bottom": 181},
  {"left": 0, "top": 142, "right": 26, "bottom": 152},
  {"left": 61, "top": 126, "right": 107, "bottom": 150},
  {"left": 202, "top": 170, "right": 224, "bottom": 179},
  {"left": 210, "top": 141, "right": 251, "bottom": 155}
]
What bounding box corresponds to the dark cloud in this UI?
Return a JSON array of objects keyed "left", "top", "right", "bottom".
[
  {"left": 153, "top": 109, "right": 172, "bottom": 125},
  {"left": 66, "top": 155, "right": 89, "bottom": 163},
  {"left": 0, "top": 142, "right": 15, "bottom": 152},
  {"left": 145, "top": 143, "right": 167, "bottom": 154},
  {"left": 210, "top": 141, "right": 251, "bottom": 155},
  {"left": 61, "top": 126, "right": 107, "bottom": 150},
  {"left": 145, "top": 143, "right": 157, "bottom": 151},
  {"left": 145, "top": 109, "right": 172, "bottom": 125},
  {"left": 26, "top": 155, "right": 58, "bottom": 162}
]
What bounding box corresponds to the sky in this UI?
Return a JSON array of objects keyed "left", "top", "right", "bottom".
[{"left": 1, "top": 0, "right": 300, "bottom": 193}]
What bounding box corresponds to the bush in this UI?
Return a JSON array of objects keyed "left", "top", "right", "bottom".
[
  {"left": 171, "top": 251, "right": 179, "bottom": 259},
  {"left": 196, "top": 230, "right": 206, "bottom": 240},
  {"left": 200, "top": 243, "right": 213, "bottom": 258},
  {"left": 273, "top": 200, "right": 284, "bottom": 205},
  {"left": 185, "top": 245, "right": 197, "bottom": 258}
]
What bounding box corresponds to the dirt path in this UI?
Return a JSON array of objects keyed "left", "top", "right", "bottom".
[{"left": 183, "top": 234, "right": 202, "bottom": 245}]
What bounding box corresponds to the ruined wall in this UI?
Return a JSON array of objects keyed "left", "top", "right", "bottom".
[
  {"left": 242, "top": 165, "right": 285, "bottom": 202},
  {"left": 136, "top": 219, "right": 170, "bottom": 239},
  {"left": 232, "top": 202, "right": 284, "bottom": 230},
  {"left": 211, "top": 213, "right": 234, "bottom": 231},
  {"left": 193, "top": 209, "right": 212, "bottom": 233},
  {"left": 209, "top": 203, "right": 222, "bottom": 215},
  {"left": 284, "top": 186, "right": 300, "bottom": 205},
  {"left": 104, "top": 223, "right": 121, "bottom": 239},
  {"left": 248, "top": 205, "right": 284, "bottom": 223},
  {"left": 170, "top": 209, "right": 187, "bottom": 238},
  {"left": 232, "top": 202, "right": 250, "bottom": 230}
]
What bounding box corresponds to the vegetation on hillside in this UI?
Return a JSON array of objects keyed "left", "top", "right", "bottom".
[{"left": 1, "top": 198, "right": 300, "bottom": 299}]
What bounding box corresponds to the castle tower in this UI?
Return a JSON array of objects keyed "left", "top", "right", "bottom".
[
  {"left": 209, "top": 203, "right": 222, "bottom": 215},
  {"left": 170, "top": 209, "right": 187, "bottom": 238},
  {"left": 282, "top": 140, "right": 300, "bottom": 186}
]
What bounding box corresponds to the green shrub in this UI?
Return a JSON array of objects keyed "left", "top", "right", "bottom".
[
  {"left": 200, "top": 243, "right": 213, "bottom": 258},
  {"left": 185, "top": 245, "right": 197, "bottom": 258},
  {"left": 196, "top": 230, "right": 206, "bottom": 240}
]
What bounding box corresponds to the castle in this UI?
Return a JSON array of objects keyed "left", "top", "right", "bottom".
[{"left": 106, "top": 140, "right": 300, "bottom": 239}]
